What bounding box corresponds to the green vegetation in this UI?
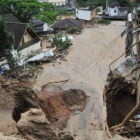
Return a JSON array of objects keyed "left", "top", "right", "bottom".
[
  {"left": 77, "top": 0, "right": 137, "bottom": 9},
  {"left": 0, "top": 17, "right": 18, "bottom": 69},
  {"left": 67, "top": 27, "right": 81, "bottom": 34},
  {"left": 98, "top": 19, "right": 111, "bottom": 25},
  {"left": 57, "top": 10, "right": 75, "bottom": 16},
  {"left": 77, "top": 0, "right": 108, "bottom": 7},
  {"left": 50, "top": 34, "right": 72, "bottom": 51},
  {"left": 96, "top": 8, "right": 101, "bottom": 13},
  {"left": 128, "top": 1, "right": 137, "bottom": 11},
  {"left": 0, "top": 0, "right": 57, "bottom": 24}
]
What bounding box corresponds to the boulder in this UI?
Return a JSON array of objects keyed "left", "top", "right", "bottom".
[{"left": 17, "top": 109, "right": 58, "bottom": 140}]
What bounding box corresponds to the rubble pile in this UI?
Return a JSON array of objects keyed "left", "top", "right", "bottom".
[
  {"left": 17, "top": 108, "right": 74, "bottom": 140},
  {"left": 104, "top": 72, "right": 136, "bottom": 127},
  {"left": 17, "top": 109, "right": 59, "bottom": 140},
  {"left": 104, "top": 58, "right": 140, "bottom": 138}
]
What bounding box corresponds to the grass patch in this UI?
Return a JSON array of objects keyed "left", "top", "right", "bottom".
[
  {"left": 98, "top": 19, "right": 111, "bottom": 25},
  {"left": 57, "top": 10, "right": 75, "bottom": 16},
  {"left": 67, "top": 27, "right": 81, "bottom": 34}
]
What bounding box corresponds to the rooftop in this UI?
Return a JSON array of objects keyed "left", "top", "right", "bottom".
[{"left": 51, "top": 18, "right": 84, "bottom": 29}]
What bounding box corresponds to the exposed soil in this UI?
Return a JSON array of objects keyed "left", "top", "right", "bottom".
[
  {"left": 39, "top": 88, "right": 88, "bottom": 129},
  {"left": 0, "top": 74, "right": 88, "bottom": 139}
]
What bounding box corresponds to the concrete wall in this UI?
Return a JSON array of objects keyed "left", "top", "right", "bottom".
[
  {"left": 108, "top": 7, "right": 119, "bottom": 16},
  {"left": 90, "top": 9, "right": 96, "bottom": 20},
  {"left": 118, "top": 8, "right": 128, "bottom": 16},
  {"left": 39, "top": 0, "right": 66, "bottom": 6},
  {"left": 76, "top": 8, "right": 96, "bottom": 21},
  {"left": 19, "top": 41, "right": 41, "bottom": 59},
  {"left": 69, "top": 0, "right": 76, "bottom": 8},
  {"left": 23, "top": 31, "right": 33, "bottom": 42},
  {"left": 76, "top": 9, "right": 91, "bottom": 21}
]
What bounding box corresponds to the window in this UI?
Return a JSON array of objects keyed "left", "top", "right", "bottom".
[{"left": 114, "top": 10, "right": 116, "bottom": 13}]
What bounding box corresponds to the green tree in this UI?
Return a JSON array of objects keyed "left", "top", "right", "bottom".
[
  {"left": 0, "top": 0, "right": 57, "bottom": 24},
  {"left": 77, "top": 0, "right": 107, "bottom": 7},
  {"left": 0, "top": 17, "right": 18, "bottom": 69},
  {"left": 50, "top": 34, "right": 72, "bottom": 51}
]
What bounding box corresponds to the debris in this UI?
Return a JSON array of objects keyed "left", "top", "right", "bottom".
[
  {"left": 27, "top": 48, "right": 55, "bottom": 62},
  {"left": 110, "top": 100, "right": 140, "bottom": 130},
  {"left": 105, "top": 122, "right": 113, "bottom": 138},
  {"left": 104, "top": 57, "right": 140, "bottom": 137},
  {"left": 16, "top": 108, "right": 59, "bottom": 140},
  {"left": 42, "top": 79, "right": 70, "bottom": 89}
]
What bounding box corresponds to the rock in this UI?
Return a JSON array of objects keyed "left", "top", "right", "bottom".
[
  {"left": 59, "top": 133, "right": 74, "bottom": 140},
  {"left": 17, "top": 108, "right": 74, "bottom": 140},
  {"left": 17, "top": 108, "right": 58, "bottom": 140},
  {"left": 0, "top": 133, "right": 25, "bottom": 140}
]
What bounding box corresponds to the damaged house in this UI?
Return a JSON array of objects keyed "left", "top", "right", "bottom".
[{"left": 1, "top": 14, "right": 41, "bottom": 64}]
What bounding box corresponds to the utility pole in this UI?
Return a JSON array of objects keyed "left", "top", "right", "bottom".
[
  {"left": 134, "top": 7, "right": 140, "bottom": 104},
  {"left": 106, "top": 0, "right": 109, "bottom": 11}
]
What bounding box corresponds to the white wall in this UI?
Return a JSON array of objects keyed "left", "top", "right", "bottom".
[
  {"left": 39, "top": 0, "right": 66, "bottom": 6},
  {"left": 76, "top": 9, "right": 91, "bottom": 21},
  {"left": 108, "top": 7, "right": 119, "bottom": 17},
  {"left": 19, "top": 41, "right": 41, "bottom": 59}
]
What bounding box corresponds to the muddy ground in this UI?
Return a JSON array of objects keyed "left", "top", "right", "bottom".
[
  {"left": 35, "top": 21, "right": 126, "bottom": 139},
  {"left": 0, "top": 21, "right": 127, "bottom": 140}
]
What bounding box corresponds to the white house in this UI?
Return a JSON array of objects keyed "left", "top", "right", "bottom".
[
  {"left": 1, "top": 14, "right": 41, "bottom": 64},
  {"left": 76, "top": 7, "right": 96, "bottom": 21},
  {"left": 107, "top": 2, "right": 128, "bottom": 17},
  {"left": 39, "top": 0, "right": 66, "bottom": 6}
]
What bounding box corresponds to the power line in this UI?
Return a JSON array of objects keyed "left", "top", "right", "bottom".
[{"left": 70, "top": 33, "right": 122, "bottom": 82}]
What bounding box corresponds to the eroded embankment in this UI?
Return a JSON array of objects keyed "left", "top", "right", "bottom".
[
  {"left": 0, "top": 73, "right": 88, "bottom": 139},
  {"left": 104, "top": 58, "right": 140, "bottom": 138}
]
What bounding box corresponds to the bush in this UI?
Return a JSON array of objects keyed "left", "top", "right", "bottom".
[
  {"left": 57, "top": 10, "right": 75, "bottom": 16},
  {"left": 67, "top": 27, "right": 81, "bottom": 34},
  {"left": 50, "top": 34, "right": 72, "bottom": 51},
  {"left": 96, "top": 8, "right": 101, "bottom": 13},
  {"left": 98, "top": 19, "right": 111, "bottom": 25}
]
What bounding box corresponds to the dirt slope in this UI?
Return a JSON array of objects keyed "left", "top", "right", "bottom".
[{"left": 35, "top": 21, "right": 126, "bottom": 139}]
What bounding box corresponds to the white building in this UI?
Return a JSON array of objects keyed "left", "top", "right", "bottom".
[
  {"left": 76, "top": 7, "right": 96, "bottom": 21},
  {"left": 1, "top": 14, "right": 41, "bottom": 65},
  {"left": 107, "top": 2, "right": 128, "bottom": 17},
  {"left": 39, "top": 0, "right": 66, "bottom": 6}
]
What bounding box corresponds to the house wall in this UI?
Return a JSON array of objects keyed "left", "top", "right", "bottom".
[
  {"left": 118, "top": 8, "right": 128, "bottom": 16},
  {"left": 90, "top": 9, "right": 96, "bottom": 20},
  {"left": 76, "top": 9, "right": 91, "bottom": 21},
  {"left": 23, "top": 31, "right": 33, "bottom": 43},
  {"left": 108, "top": 7, "right": 119, "bottom": 16},
  {"left": 19, "top": 41, "right": 41, "bottom": 59},
  {"left": 39, "top": 0, "right": 66, "bottom": 6},
  {"left": 69, "top": 0, "right": 76, "bottom": 8}
]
